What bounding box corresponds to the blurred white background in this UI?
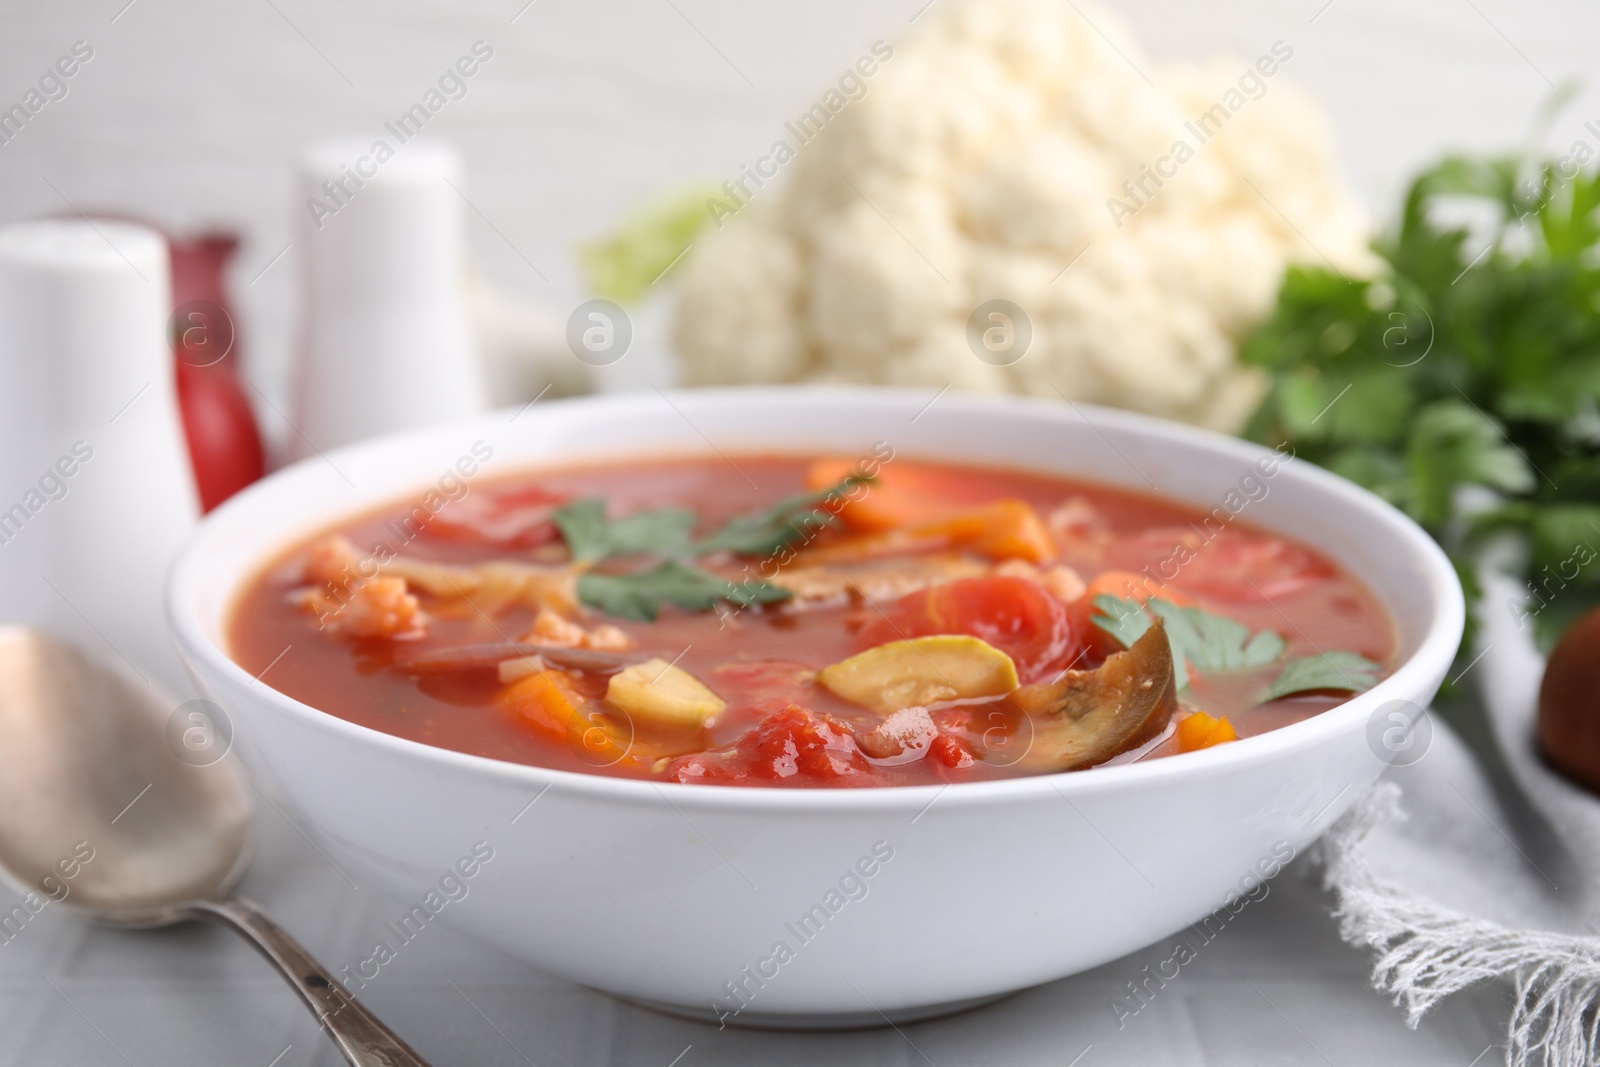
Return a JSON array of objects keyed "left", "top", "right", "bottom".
[{"left": 0, "top": 0, "right": 1593, "bottom": 403}]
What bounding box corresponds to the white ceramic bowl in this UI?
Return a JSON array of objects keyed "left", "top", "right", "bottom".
[{"left": 167, "top": 387, "right": 1462, "bottom": 1027}]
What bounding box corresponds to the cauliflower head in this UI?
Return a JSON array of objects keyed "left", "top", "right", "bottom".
[{"left": 672, "top": 0, "right": 1370, "bottom": 432}]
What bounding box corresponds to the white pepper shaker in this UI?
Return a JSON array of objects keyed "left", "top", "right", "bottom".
[
  {"left": 0, "top": 219, "right": 199, "bottom": 693},
  {"left": 291, "top": 137, "right": 487, "bottom": 456}
]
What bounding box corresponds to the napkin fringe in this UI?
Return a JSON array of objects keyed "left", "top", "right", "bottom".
[{"left": 1317, "top": 783, "right": 1600, "bottom": 1067}]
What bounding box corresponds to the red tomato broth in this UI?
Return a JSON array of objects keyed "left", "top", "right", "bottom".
[{"left": 228, "top": 454, "right": 1397, "bottom": 785}]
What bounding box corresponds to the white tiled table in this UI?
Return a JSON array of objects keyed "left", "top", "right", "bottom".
[{"left": 0, "top": 798, "right": 1509, "bottom": 1067}]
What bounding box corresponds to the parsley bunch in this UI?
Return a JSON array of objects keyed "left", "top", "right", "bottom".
[{"left": 1243, "top": 153, "right": 1600, "bottom": 649}]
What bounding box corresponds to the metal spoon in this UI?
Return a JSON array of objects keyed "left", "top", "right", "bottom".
[{"left": 0, "top": 627, "right": 430, "bottom": 1066}]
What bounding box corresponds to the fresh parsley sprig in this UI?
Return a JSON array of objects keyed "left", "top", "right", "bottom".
[
  {"left": 1092, "top": 595, "right": 1282, "bottom": 690},
  {"left": 1242, "top": 151, "right": 1600, "bottom": 650},
  {"left": 553, "top": 498, "right": 697, "bottom": 562},
  {"left": 694, "top": 474, "right": 869, "bottom": 556},
  {"left": 1148, "top": 599, "right": 1286, "bottom": 672},
  {"left": 1091, "top": 594, "right": 1378, "bottom": 702},
  {"left": 1258, "top": 651, "right": 1383, "bottom": 703},
  {"left": 576, "top": 561, "right": 790, "bottom": 622},
  {"left": 549, "top": 476, "right": 864, "bottom": 620}
]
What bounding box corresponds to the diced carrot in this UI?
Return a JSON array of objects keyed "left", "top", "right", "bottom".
[
  {"left": 804, "top": 458, "right": 863, "bottom": 493},
  {"left": 568, "top": 713, "right": 635, "bottom": 766},
  {"left": 917, "top": 500, "right": 1056, "bottom": 563},
  {"left": 1082, "top": 570, "right": 1193, "bottom": 608},
  {"left": 805, "top": 458, "right": 962, "bottom": 532},
  {"left": 497, "top": 669, "right": 587, "bottom": 743},
  {"left": 1176, "top": 711, "right": 1238, "bottom": 752},
  {"left": 799, "top": 499, "right": 1057, "bottom": 565},
  {"left": 805, "top": 458, "right": 1057, "bottom": 563},
  {"left": 498, "top": 668, "right": 643, "bottom": 766}
]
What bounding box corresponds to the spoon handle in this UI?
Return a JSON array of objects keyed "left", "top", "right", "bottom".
[{"left": 189, "top": 896, "right": 432, "bottom": 1066}]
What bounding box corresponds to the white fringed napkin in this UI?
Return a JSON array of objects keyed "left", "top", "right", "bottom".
[{"left": 1318, "top": 572, "right": 1600, "bottom": 1067}]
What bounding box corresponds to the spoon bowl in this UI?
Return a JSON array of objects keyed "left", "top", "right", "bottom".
[{"left": 0, "top": 627, "right": 250, "bottom": 922}]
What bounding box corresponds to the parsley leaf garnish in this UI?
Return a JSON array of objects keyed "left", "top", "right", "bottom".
[
  {"left": 576, "top": 561, "right": 790, "bottom": 622},
  {"left": 1147, "top": 599, "right": 1286, "bottom": 671},
  {"left": 1259, "top": 651, "right": 1383, "bottom": 702},
  {"left": 1091, "top": 595, "right": 1382, "bottom": 705},
  {"left": 553, "top": 498, "right": 697, "bottom": 562},
  {"left": 1091, "top": 594, "right": 1284, "bottom": 690},
  {"left": 1090, "top": 594, "right": 1154, "bottom": 646},
  {"left": 696, "top": 475, "right": 869, "bottom": 557},
  {"left": 552, "top": 495, "right": 804, "bottom": 619},
  {"left": 554, "top": 477, "right": 867, "bottom": 619}
]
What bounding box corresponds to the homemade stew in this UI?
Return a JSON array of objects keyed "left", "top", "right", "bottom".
[{"left": 230, "top": 449, "right": 1395, "bottom": 787}]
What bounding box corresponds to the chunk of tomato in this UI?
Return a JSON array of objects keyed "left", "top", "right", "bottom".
[
  {"left": 929, "top": 733, "right": 975, "bottom": 769},
  {"left": 805, "top": 457, "right": 997, "bottom": 532},
  {"left": 664, "top": 705, "right": 874, "bottom": 786},
  {"left": 858, "top": 576, "right": 1081, "bottom": 684}
]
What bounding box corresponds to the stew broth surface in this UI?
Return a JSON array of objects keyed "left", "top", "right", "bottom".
[{"left": 230, "top": 453, "right": 1396, "bottom": 787}]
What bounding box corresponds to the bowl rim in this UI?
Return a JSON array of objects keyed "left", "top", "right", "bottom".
[{"left": 166, "top": 385, "right": 1464, "bottom": 813}]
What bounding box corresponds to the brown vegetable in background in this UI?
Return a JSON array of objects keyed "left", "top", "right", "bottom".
[{"left": 1537, "top": 607, "right": 1600, "bottom": 795}]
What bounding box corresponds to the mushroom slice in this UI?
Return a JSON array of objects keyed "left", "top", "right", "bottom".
[
  {"left": 767, "top": 554, "right": 990, "bottom": 608},
  {"left": 393, "top": 641, "right": 647, "bottom": 677},
  {"left": 1010, "top": 620, "right": 1177, "bottom": 772}
]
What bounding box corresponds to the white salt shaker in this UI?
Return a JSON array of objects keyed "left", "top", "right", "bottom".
[
  {"left": 291, "top": 137, "right": 487, "bottom": 456},
  {"left": 0, "top": 219, "right": 199, "bottom": 693}
]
